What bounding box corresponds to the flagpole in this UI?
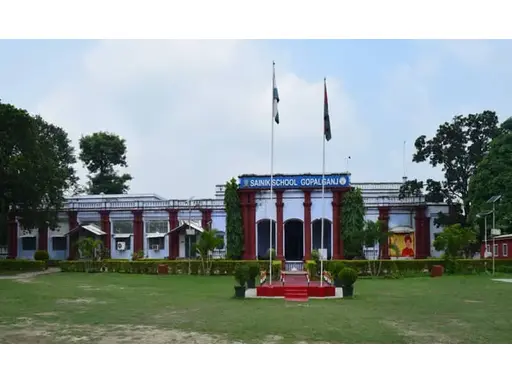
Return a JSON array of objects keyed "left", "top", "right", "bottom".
[
  {"left": 269, "top": 61, "right": 276, "bottom": 286},
  {"left": 320, "top": 77, "right": 328, "bottom": 287},
  {"left": 320, "top": 126, "right": 326, "bottom": 287}
]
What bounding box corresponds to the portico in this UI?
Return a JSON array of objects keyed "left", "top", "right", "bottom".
[{"left": 238, "top": 173, "right": 351, "bottom": 261}]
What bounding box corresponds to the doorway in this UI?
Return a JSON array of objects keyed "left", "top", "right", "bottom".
[
  {"left": 312, "top": 218, "right": 332, "bottom": 259},
  {"left": 257, "top": 219, "right": 276, "bottom": 258},
  {"left": 284, "top": 219, "right": 304, "bottom": 260}
]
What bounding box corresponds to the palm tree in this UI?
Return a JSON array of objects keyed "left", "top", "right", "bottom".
[
  {"left": 193, "top": 229, "right": 224, "bottom": 275},
  {"left": 77, "top": 237, "right": 104, "bottom": 272}
]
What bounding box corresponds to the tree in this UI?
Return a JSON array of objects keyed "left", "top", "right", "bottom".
[
  {"left": 224, "top": 178, "right": 244, "bottom": 259},
  {"left": 341, "top": 188, "right": 366, "bottom": 259},
  {"left": 193, "top": 229, "right": 224, "bottom": 275},
  {"left": 0, "top": 101, "right": 77, "bottom": 244},
  {"left": 79, "top": 132, "right": 132, "bottom": 194},
  {"left": 433, "top": 223, "right": 476, "bottom": 259},
  {"left": 412, "top": 111, "right": 508, "bottom": 225},
  {"left": 469, "top": 130, "right": 512, "bottom": 235},
  {"left": 359, "top": 219, "right": 396, "bottom": 276}
]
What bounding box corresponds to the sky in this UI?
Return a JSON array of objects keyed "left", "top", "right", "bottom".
[{"left": 1, "top": 39, "right": 512, "bottom": 199}]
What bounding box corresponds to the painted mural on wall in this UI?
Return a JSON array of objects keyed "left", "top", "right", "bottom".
[{"left": 389, "top": 232, "right": 415, "bottom": 258}]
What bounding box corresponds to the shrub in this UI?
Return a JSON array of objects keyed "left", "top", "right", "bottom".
[
  {"left": 59, "top": 259, "right": 282, "bottom": 276},
  {"left": 0, "top": 260, "right": 46, "bottom": 272},
  {"left": 234, "top": 263, "right": 249, "bottom": 287},
  {"left": 338, "top": 267, "right": 358, "bottom": 286},
  {"left": 33, "top": 250, "right": 50, "bottom": 261},
  {"left": 248, "top": 262, "right": 260, "bottom": 281}
]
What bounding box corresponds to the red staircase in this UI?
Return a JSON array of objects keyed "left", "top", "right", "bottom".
[{"left": 284, "top": 286, "right": 309, "bottom": 302}]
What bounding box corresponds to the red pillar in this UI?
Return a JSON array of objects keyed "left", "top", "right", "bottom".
[
  {"left": 38, "top": 224, "right": 48, "bottom": 252},
  {"left": 68, "top": 211, "right": 79, "bottom": 260},
  {"left": 132, "top": 210, "right": 144, "bottom": 255},
  {"left": 201, "top": 209, "right": 212, "bottom": 230},
  {"left": 303, "top": 190, "right": 312, "bottom": 260},
  {"left": 248, "top": 192, "right": 257, "bottom": 259},
  {"left": 100, "top": 210, "right": 111, "bottom": 256},
  {"left": 276, "top": 190, "right": 284, "bottom": 260},
  {"left": 414, "top": 205, "right": 430, "bottom": 259},
  {"left": 167, "top": 209, "right": 179, "bottom": 259},
  {"left": 378, "top": 206, "right": 390, "bottom": 259},
  {"left": 332, "top": 190, "right": 342, "bottom": 259},
  {"left": 7, "top": 212, "right": 18, "bottom": 259}
]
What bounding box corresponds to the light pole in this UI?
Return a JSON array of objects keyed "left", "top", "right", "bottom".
[
  {"left": 487, "top": 195, "right": 502, "bottom": 276},
  {"left": 187, "top": 196, "right": 195, "bottom": 260},
  {"left": 477, "top": 210, "right": 492, "bottom": 260}
]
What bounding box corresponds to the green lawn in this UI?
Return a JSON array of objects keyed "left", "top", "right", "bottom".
[{"left": 1, "top": 272, "right": 512, "bottom": 343}]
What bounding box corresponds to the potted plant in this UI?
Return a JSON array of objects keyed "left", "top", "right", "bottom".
[
  {"left": 247, "top": 262, "right": 260, "bottom": 289},
  {"left": 338, "top": 267, "right": 358, "bottom": 298},
  {"left": 234, "top": 263, "right": 249, "bottom": 299},
  {"left": 331, "top": 262, "right": 345, "bottom": 287}
]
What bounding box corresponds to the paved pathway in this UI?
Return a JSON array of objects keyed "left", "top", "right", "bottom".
[
  {"left": 492, "top": 278, "right": 512, "bottom": 283},
  {"left": 0, "top": 267, "right": 61, "bottom": 280}
]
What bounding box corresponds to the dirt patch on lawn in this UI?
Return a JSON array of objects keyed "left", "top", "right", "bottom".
[
  {"left": 0, "top": 319, "right": 232, "bottom": 344},
  {"left": 56, "top": 297, "right": 107, "bottom": 305},
  {"left": 381, "top": 320, "right": 463, "bottom": 343}
]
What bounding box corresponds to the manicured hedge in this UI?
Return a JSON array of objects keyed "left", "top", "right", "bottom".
[
  {"left": 0, "top": 260, "right": 47, "bottom": 272},
  {"left": 60, "top": 260, "right": 282, "bottom": 276},
  {"left": 313, "top": 259, "right": 512, "bottom": 277}
]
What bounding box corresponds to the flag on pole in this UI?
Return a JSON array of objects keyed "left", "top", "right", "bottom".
[
  {"left": 323, "top": 78, "right": 331, "bottom": 141},
  {"left": 273, "top": 62, "right": 280, "bottom": 124}
]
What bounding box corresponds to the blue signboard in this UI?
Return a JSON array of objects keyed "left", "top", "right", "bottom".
[{"left": 239, "top": 174, "right": 350, "bottom": 189}]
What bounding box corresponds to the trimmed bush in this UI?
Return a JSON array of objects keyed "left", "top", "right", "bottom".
[
  {"left": 56, "top": 258, "right": 512, "bottom": 277},
  {"left": 0, "top": 260, "right": 46, "bottom": 272},
  {"left": 34, "top": 250, "right": 50, "bottom": 261},
  {"left": 60, "top": 259, "right": 282, "bottom": 276},
  {"left": 338, "top": 267, "right": 358, "bottom": 286}
]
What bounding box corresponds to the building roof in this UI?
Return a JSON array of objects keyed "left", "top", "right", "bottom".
[{"left": 65, "top": 224, "right": 106, "bottom": 236}]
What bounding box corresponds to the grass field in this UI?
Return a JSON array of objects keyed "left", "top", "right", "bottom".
[{"left": 1, "top": 272, "right": 512, "bottom": 343}]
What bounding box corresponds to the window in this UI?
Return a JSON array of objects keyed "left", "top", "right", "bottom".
[
  {"left": 52, "top": 236, "right": 67, "bottom": 251},
  {"left": 113, "top": 221, "right": 133, "bottom": 234},
  {"left": 486, "top": 244, "right": 491, "bottom": 253},
  {"left": 115, "top": 237, "right": 131, "bottom": 251},
  {"left": 22, "top": 236, "right": 37, "bottom": 251},
  {"left": 503, "top": 244, "right": 508, "bottom": 257},
  {"left": 148, "top": 237, "right": 165, "bottom": 250},
  {"left": 494, "top": 244, "right": 499, "bottom": 257},
  {"left": 215, "top": 231, "right": 225, "bottom": 250},
  {"left": 145, "top": 220, "right": 168, "bottom": 234}
]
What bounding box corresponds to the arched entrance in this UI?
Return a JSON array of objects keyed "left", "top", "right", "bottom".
[
  {"left": 284, "top": 219, "right": 304, "bottom": 261},
  {"left": 256, "top": 219, "right": 276, "bottom": 258},
  {"left": 312, "top": 218, "right": 332, "bottom": 259}
]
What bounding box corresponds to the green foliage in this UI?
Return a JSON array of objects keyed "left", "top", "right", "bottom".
[
  {"left": 79, "top": 131, "right": 132, "bottom": 194},
  {"left": 399, "top": 179, "right": 446, "bottom": 203},
  {"left": 131, "top": 250, "right": 146, "bottom": 261},
  {"left": 33, "top": 250, "right": 49, "bottom": 261},
  {"left": 338, "top": 267, "right": 358, "bottom": 286},
  {"left": 234, "top": 263, "right": 250, "bottom": 287},
  {"left": 412, "top": 111, "right": 507, "bottom": 224},
  {"left": 0, "top": 260, "right": 46, "bottom": 272},
  {"left": 77, "top": 237, "right": 104, "bottom": 260},
  {"left": 433, "top": 224, "right": 476, "bottom": 258},
  {"left": 0, "top": 101, "right": 78, "bottom": 242},
  {"left": 247, "top": 262, "right": 260, "bottom": 280},
  {"left": 341, "top": 188, "right": 366, "bottom": 259},
  {"left": 469, "top": 131, "right": 512, "bottom": 235},
  {"left": 224, "top": 178, "right": 244, "bottom": 259},
  {"left": 59, "top": 259, "right": 282, "bottom": 276},
  {"left": 193, "top": 229, "right": 225, "bottom": 275},
  {"left": 259, "top": 247, "right": 276, "bottom": 260}
]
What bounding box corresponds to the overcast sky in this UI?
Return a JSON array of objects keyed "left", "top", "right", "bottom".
[{"left": 1, "top": 39, "right": 512, "bottom": 199}]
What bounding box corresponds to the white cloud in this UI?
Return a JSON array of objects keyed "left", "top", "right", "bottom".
[{"left": 35, "top": 40, "right": 369, "bottom": 199}]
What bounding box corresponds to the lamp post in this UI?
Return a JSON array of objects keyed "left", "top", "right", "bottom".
[
  {"left": 187, "top": 196, "right": 195, "bottom": 259},
  {"left": 486, "top": 195, "right": 502, "bottom": 276},
  {"left": 477, "top": 210, "right": 492, "bottom": 261}
]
